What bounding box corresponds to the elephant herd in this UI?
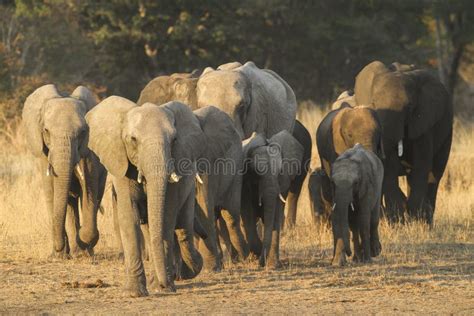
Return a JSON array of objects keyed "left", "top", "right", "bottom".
[{"left": 22, "top": 60, "right": 452, "bottom": 297}]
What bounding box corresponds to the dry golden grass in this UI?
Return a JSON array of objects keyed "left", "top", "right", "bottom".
[{"left": 0, "top": 107, "right": 473, "bottom": 314}]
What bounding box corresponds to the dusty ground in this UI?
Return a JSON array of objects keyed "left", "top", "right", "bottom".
[
  {"left": 1, "top": 109, "right": 473, "bottom": 314},
  {"left": 1, "top": 225, "right": 473, "bottom": 314}
]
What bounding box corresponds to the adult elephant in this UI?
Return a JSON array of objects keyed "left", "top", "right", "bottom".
[
  {"left": 197, "top": 61, "right": 297, "bottom": 138},
  {"left": 86, "top": 98, "right": 235, "bottom": 297},
  {"left": 22, "top": 84, "right": 106, "bottom": 258},
  {"left": 283, "top": 120, "right": 312, "bottom": 228},
  {"left": 193, "top": 107, "right": 249, "bottom": 272},
  {"left": 240, "top": 131, "right": 304, "bottom": 268},
  {"left": 354, "top": 61, "right": 453, "bottom": 224},
  {"left": 310, "top": 105, "right": 384, "bottom": 223}
]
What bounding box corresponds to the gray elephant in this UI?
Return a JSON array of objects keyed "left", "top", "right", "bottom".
[
  {"left": 354, "top": 61, "right": 453, "bottom": 224},
  {"left": 193, "top": 106, "right": 249, "bottom": 272},
  {"left": 308, "top": 168, "right": 333, "bottom": 227},
  {"left": 240, "top": 131, "right": 304, "bottom": 268},
  {"left": 22, "top": 84, "right": 106, "bottom": 258},
  {"left": 331, "top": 144, "right": 383, "bottom": 266},
  {"left": 86, "top": 98, "right": 236, "bottom": 297},
  {"left": 197, "top": 61, "right": 297, "bottom": 138}
]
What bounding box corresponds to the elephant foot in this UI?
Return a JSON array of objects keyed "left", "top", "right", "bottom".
[
  {"left": 202, "top": 258, "right": 223, "bottom": 274},
  {"left": 149, "top": 275, "right": 176, "bottom": 293},
  {"left": 125, "top": 274, "right": 148, "bottom": 298},
  {"left": 70, "top": 245, "right": 94, "bottom": 259},
  {"left": 370, "top": 239, "right": 382, "bottom": 257},
  {"left": 331, "top": 253, "right": 346, "bottom": 267},
  {"left": 265, "top": 259, "right": 282, "bottom": 270},
  {"left": 49, "top": 249, "right": 71, "bottom": 260}
]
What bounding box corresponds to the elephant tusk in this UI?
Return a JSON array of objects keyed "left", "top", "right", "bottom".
[
  {"left": 168, "top": 172, "right": 181, "bottom": 183},
  {"left": 350, "top": 202, "right": 355, "bottom": 211},
  {"left": 75, "top": 164, "right": 85, "bottom": 182},
  {"left": 258, "top": 196, "right": 262, "bottom": 207},
  {"left": 332, "top": 203, "right": 336, "bottom": 211},
  {"left": 137, "top": 171, "right": 143, "bottom": 184},
  {"left": 46, "top": 164, "right": 53, "bottom": 177},
  {"left": 398, "top": 140, "right": 403, "bottom": 157},
  {"left": 195, "top": 173, "right": 204, "bottom": 184},
  {"left": 279, "top": 193, "right": 287, "bottom": 204}
]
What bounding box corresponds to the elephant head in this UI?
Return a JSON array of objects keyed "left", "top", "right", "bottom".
[
  {"left": 242, "top": 130, "right": 304, "bottom": 267},
  {"left": 136, "top": 73, "right": 199, "bottom": 108},
  {"left": 86, "top": 98, "right": 233, "bottom": 291},
  {"left": 197, "top": 66, "right": 254, "bottom": 139},
  {"left": 22, "top": 84, "right": 98, "bottom": 254},
  {"left": 332, "top": 106, "right": 384, "bottom": 160},
  {"left": 354, "top": 60, "right": 449, "bottom": 147}
]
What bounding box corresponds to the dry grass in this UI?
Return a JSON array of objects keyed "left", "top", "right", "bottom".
[{"left": 0, "top": 107, "right": 473, "bottom": 314}]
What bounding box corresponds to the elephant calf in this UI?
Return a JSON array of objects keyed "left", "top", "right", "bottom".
[
  {"left": 331, "top": 144, "right": 383, "bottom": 266},
  {"left": 22, "top": 84, "right": 106, "bottom": 258},
  {"left": 239, "top": 131, "right": 304, "bottom": 268}
]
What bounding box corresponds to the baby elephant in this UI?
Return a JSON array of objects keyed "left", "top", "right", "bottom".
[{"left": 331, "top": 144, "right": 383, "bottom": 266}]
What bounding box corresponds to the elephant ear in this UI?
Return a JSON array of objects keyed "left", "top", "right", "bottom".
[
  {"left": 406, "top": 71, "right": 449, "bottom": 140},
  {"left": 22, "top": 84, "right": 60, "bottom": 157},
  {"left": 193, "top": 106, "right": 240, "bottom": 163},
  {"left": 85, "top": 96, "right": 136, "bottom": 177},
  {"left": 269, "top": 130, "right": 304, "bottom": 180},
  {"left": 162, "top": 101, "right": 206, "bottom": 162},
  {"left": 332, "top": 107, "right": 352, "bottom": 155},
  {"left": 71, "top": 86, "right": 99, "bottom": 112},
  {"left": 354, "top": 60, "right": 388, "bottom": 106}
]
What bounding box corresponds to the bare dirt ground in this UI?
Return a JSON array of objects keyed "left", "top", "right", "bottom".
[{"left": 1, "top": 109, "right": 473, "bottom": 314}]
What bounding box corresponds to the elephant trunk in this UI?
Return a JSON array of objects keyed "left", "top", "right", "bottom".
[
  {"left": 76, "top": 159, "right": 99, "bottom": 249},
  {"left": 332, "top": 187, "right": 352, "bottom": 266},
  {"left": 143, "top": 148, "right": 172, "bottom": 291},
  {"left": 50, "top": 138, "right": 75, "bottom": 253}
]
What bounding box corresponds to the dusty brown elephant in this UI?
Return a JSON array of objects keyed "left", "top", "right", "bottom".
[
  {"left": 310, "top": 105, "right": 384, "bottom": 225},
  {"left": 354, "top": 61, "right": 453, "bottom": 224},
  {"left": 22, "top": 84, "right": 106, "bottom": 258}
]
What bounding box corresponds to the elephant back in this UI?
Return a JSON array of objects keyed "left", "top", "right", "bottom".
[{"left": 239, "top": 61, "right": 297, "bottom": 137}]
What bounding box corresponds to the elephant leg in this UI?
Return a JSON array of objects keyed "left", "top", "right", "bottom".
[
  {"left": 407, "top": 137, "right": 432, "bottom": 221},
  {"left": 382, "top": 153, "right": 407, "bottom": 223},
  {"left": 175, "top": 193, "right": 203, "bottom": 280},
  {"left": 267, "top": 203, "right": 283, "bottom": 269},
  {"left": 111, "top": 186, "right": 124, "bottom": 260},
  {"left": 284, "top": 191, "right": 299, "bottom": 229},
  {"left": 357, "top": 214, "right": 371, "bottom": 263},
  {"left": 310, "top": 170, "right": 333, "bottom": 228},
  {"left": 140, "top": 223, "right": 150, "bottom": 261},
  {"left": 221, "top": 207, "right": 249, "bottom": 262},
  {"left": 423, "top": 182, "right": 439, "bottom": 226},
  {"left": 195, "top": 194, "right": 222, "bottom": 272},
  {"left": 113, "top": 177, "right": 147, "bottom": 297},
  {"left": 348, "top": 210, "right": 361, "bottom": 262},
  {"left": 370, "top": 203, "right": 382, "bottom": 257},
  {"left": 217, "top": 215, "right": 239, "bottom": 263}
]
